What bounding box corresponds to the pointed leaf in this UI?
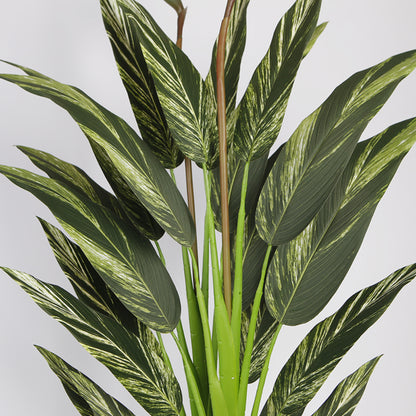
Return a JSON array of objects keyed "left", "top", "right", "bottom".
[
  {"left": 261, "top": 264, "right": 416, "bottom": 415},
  {"left": 0, "top": 63, "right": 195, "bottom": 245},
  {"left": 303, "top": 21, "right": 328, "bottom": 58},
  {"left": 119, "top": 0, "right": 218, "bottom": 166},
  {"left": 0, "top": 167, "right": 180, "bottom": 331},
  {"left": 100, "top": 0, "right": 183, "bottom": 168},
  {"left": 265, "top": 117, "right": 416, "bottom": 325},
  {"left": 234, "top": 0, "right": 321, "bottom": 161},
  {"left": 1, "top": 268, "right": 183, "bottom": 416},
  {"left": 312, "top": 357, "right": 381, "bottom": 416},
  {"left": 37, "top": 346, "right": 136, "bottom": 416},
  {"left": 256, "top": 50, "right": 416, "bottom": 245}
]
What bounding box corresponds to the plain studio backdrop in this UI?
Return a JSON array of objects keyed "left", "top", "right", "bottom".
[{"left": 0, "top": 0, "right": 415, "bottom": 415}]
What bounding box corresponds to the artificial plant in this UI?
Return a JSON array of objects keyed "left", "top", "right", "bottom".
[{"left": 0, "top": 0, "right": 415, "bottom": 415}]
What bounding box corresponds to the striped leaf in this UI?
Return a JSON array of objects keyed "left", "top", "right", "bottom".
[
  {"left": 234, "top": 0, "right": 321, "bottom": 161},
  {"left": 261, "top": 264, "right": 416, "bottom": 415},
  {"left": 119, "top": 0, "right": 218, "bottom": 166},
  {"left": 312, "top": 357, "right": 381, "bottom": 416},
  {"left": 0, "top": 166, "right": 181, "bottom": 331},
  {"left": 256, "top": 50, "right": 416, "bottom": 245},
  {"left": 36, "top": 346, "right": 136, "bottom": 416},
  {"left": 303, "top": 21, "right": 328, "bottom": 58},
  {"left": 39, "top": 218, "right": 139, "bottom": 334},
  {"left": 1, "top": 268, "right": 183, "bottom": 416},
  {"left": 265, "top": 117, "right": 416, "bottom": 325},
  {"left": 100, "top": 0, "right": 183, "bottom": 168},
  {"left": 0, "top": 63, "right": 195, "bottom": 246}
]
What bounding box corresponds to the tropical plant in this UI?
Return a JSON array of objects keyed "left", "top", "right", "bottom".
[{"left": 0, "top": 0, "right": 415, "bottom": 415}]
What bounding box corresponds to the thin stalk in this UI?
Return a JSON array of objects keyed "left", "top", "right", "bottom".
[
  {"left": 216, "top": 0, "right": 236, "bottom": 320},
  {"left": 201, "top": 211, "right": 210, "bottom": 308},
  {"left": 238, "top": 245, "right": 273, "bottom": 416},
  {"left": 251, "top": 322, "right": 283, "bottom": 416},
  {"left": 157, "top": 332, "right": 173, "bottom": 373}
]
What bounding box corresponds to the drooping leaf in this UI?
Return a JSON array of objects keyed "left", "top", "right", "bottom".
[
  {"left": 100, "top": 0, "right": 183, "bottom": 168},
  {"left": 256, "top": 50, "right": 416, "bottom": 245},
  {"left": 261, "top": 264, "right": 416, "bottom": 415},
  {"left": 265, "top": 117, "right": 416, "bottom": 325},
  {"left": 0, "top": 63, "right": 195, "bottom": 245},
  {"left": 37, "top": 346, "right": 136, "bottom": 416},
  {"left": 38, "top": 218, "right": 139, "bottom": 334},
  {"left": 118, "top": 0, "right": 218, "bottom": 167},
  {"left": 311, "top": 357, "right": 381, "bottom": 416},
  {"left": 1, "top": 268, "right": 183, "bottom": 416},
  {"left": 234, "top": 0, "right": 321, "bottom": 161},
  {"left": 0, "top": 167, "right": 181, "bottom": 332}
]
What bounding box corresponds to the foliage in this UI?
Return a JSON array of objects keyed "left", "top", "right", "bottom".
[{"left": 1, "top": 0, "right": 415, "bottom": 415}]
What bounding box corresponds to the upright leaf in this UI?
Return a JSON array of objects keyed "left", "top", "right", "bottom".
[
  {"left": 1, "top": 268, "right": 183, "bottom": 416},
  {"left": 0, "top": 167, "right": 181, "bottom": 331},
  {"left": 261, "top": 264, "right": 416, "bottom": 415},
  {"left": 256, "top": 50, "right": 416, "bottom": 245},
  {"left": 100, "top": 0, "right": 183, "bottom": 168},
  {"left": 118, "top": 0, "right": 218, "bottom": 166},
  {"left": 234, "top": 0, "right": 321, "bottom": 161},
  {"left": 265, "top": 118, "right": 416, "bottom": 325},
  {"left": 312, "top": 357, "right": 381, "bottom": 416},
  {"left": 0, "top": 63, "right": 195, "bottom": 246},
  {"left": 37, "top": 346, "right": 137, "bottom": 416}
]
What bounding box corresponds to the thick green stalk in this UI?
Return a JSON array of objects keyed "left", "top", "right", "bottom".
[{"left": 238, "top": 245, "right": 273, "bottom": 416}]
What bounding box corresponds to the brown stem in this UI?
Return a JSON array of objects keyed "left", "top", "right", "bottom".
[
  {"left": 176, "top": 6, "right": 187, "bottom": 49},
  {"left": 216, "top": 0, "right": 236, "bottom": 320}
]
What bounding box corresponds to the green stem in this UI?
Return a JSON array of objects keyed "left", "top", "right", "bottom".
[
  {"left": 157, "top": 332, "right": 173, "bottom": 373},
  {"left": 238, "top": 245, "right": 273, "bottom": 416},
  {"left": 202, "top": 211, "right": 210, "bottom": 309}
]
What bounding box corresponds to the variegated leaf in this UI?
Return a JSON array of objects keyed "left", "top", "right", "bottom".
[
  {"left": 0, "top": 63, "right": 195, "bottom": 246},
  {"left": 234, "top": 0, "right": 321, "bottom": 161},
  {"left": 100, "top": 0, "right": 183, "bottom": 168},
  {"left": 37, "top": 346, "right": 136, "bottom": 416},
  {"left": 0, "top": 166, "right": 181, "bottom": 331},
  {"left": 39, "top": 218, "right": 139, "bottom": 334},
  {"left": 265, "top": 117, "right": 416, "bottom": 325},
  {"left": 261, "top": 264, "right": 416, "bottom": 415},
  {"left": 119, "top": 0, "right": 218, "bottom": 167},
  {"left": 1, "top": 268, "right": 183, "bottom": 416},
  {"left": 312, "top": 357, "right": 381, "bottom": 416},
  {"left": 256, "top": 50, "right": 416, "bottom": 245}
]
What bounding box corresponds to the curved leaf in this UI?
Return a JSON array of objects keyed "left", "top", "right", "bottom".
[
  {"left": 0, "top": 63, "right": 195, "bottom": 246},
  {"left": 261, "top": 264, "right": 416, "bottom": 415},
  {"left": 100, "top": 0, "right": 183, "bottom": 168},
  {"left": 265, "top": 117, "right": 416, "bottom": 325},
  {"left": 0, "top": 166, "right": 180, "bottom": 331},
  {"left": 37, "top": 346, "right": 136, "bottom": 416},
  {"left": 256, "top": 50, "right": 416, "bottom": 245},
  {"left": 234, "top": 0, "right": 321, "bottom": 161},
  {"left": 303, "top": 21, "right": 328, "bottom": 58},
  {"left": 1, "top": 268, "right": 183, "bottom": 416},
  {"left": 312, "top": 357, "right": 381, "bottom": 416}
]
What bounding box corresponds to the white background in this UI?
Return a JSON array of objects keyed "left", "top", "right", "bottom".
[{"left": 0, "top": 0, "right": 415, "bottom": 415}]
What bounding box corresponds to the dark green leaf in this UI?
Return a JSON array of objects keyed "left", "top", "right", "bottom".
[
  {"left": 234, "top": 0, "right": 321, "bottom": 161},
  {"left": 265, "top": 117, "right": 416, "bottom": 325},
  {"left": 100, "top": 0, "right": 183, "bottom": 168},
  {"left": 37, "top": 346, "right": 136, "bottom": 416},
  {"left": 0, "top": 166, "right": 180, "bottom": 331},
  {"left": 256, "top": 50, "right": 416, "bottom": 245},
  {"left": 261, "top": 264, "right": 416, "bottom": 415},
  {"left": 303, "top": 21, "right": 328, "bottom": 58},
  {"left": 1, "top": 268, "right": 183, "bottom": 416},
  {"left": 312, "top": 357, "right": 381, "bottom": 416}
]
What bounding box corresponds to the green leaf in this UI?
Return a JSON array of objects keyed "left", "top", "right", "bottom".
[
  {"left": 119, "top": 0, "right": 218, "bottom": 167},
  {"left": 1, "top": 268, "right": 183, "bottom": 416},
  {"left": 0, "top": 63, "right": 195, "bottom": 246},
  {"left": 312, "top": 357, "right": 381, "bottom": 416},
  {"left": 38, "top": 218, "right": 139, "bottom": 334},
  {"left": 234, "top": 0, "right": 321, "bottom": 161},
  {"left": 261, "top": 263, "right": 416, "bottom": 415},
  {"left": 162, "top": 0, "right": 185, "bottom": 15},
  {"left": 265, "top": 117, "right": 416, "bottom": 325},
  {"left": 36, "top": 346, "right": 136, "bottom": 416},
  {"left": 100, "top": 0, "right": 183, "bottom": 168},
  {"left": 0, "top": 166, "right": 180, "bottom": 332},
  {"left": 303, "top": 21, "right": 328, "bottom": 58},
  {"left": 256, "top": 50, "right": 416, "bottom": 245}
]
